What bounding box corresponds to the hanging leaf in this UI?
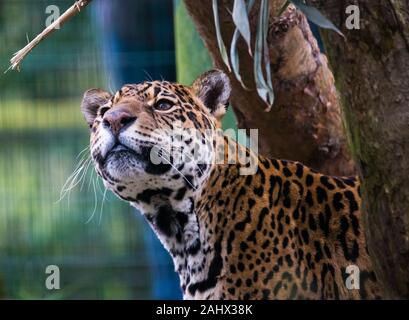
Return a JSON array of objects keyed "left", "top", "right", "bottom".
[
  {"left": 232, "top": 0, "right": 252, "bottom": 56},
  {"left": 230, "top": 29, "right": 248, "bottom": 89},
  {"left": 262, "top": 0, "right": 273, "bottom": 96},
  {"left": 290, "top": 0, "right": 344, "bottom": 37},
  {"left": 230, "top": 0, "right": 255, "bottom": 89},
  {"left": 212, "top": 0, "right": 231, "bottom": 71},
  {"left": 254, "top": 0, "right": 274, "bottom": 110}
]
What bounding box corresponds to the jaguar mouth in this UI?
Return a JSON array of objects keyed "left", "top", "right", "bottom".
[
  {"left": 102, "top": 142, "right": 172, "bottom": 176},
  {"left": 106, "top": 143, "right": 141, "bottom": 159},
  {"left": 103, "top": 143, "right": 148, "bottom": 166}
]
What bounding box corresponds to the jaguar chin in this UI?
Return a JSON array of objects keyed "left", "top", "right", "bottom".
[{"left": 80, "top": 70, "right": 381, "bottom": 300}]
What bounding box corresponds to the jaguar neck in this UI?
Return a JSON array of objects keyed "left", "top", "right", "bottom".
[
  {"left": 127, "top": 173, "right": 211, "bottom": 295},
  {"left": 132, "top": 139, "right": 257, "bottom": 298}
]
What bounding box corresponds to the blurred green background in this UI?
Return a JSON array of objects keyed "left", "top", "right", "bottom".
[{"left": 0, "top": 0, "right": 235, "bottom": 299}]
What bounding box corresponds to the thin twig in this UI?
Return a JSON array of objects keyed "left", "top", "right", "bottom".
[{"left": 6, "top": 0, "right": 93, "bottom": 73}]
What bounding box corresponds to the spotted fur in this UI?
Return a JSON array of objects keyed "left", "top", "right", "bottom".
[{"left": 81, "top": 70, "right": 381, "bottom": 300}]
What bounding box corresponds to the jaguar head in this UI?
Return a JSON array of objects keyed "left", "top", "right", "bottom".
[{"left": 81, "top": 70, "right": 231, "bottom": 204}]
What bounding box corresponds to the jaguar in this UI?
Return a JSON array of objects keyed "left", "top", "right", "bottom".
[{"left": 80, "top": 69, "right": 381, "bottom": 299}]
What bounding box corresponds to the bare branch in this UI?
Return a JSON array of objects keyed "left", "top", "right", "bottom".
[{"left": 6, "top": 0, "right": 93, "bottom": 73}]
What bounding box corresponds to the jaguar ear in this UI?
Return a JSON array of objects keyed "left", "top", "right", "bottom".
[
  {"left": 81, "top": 89, "right": 112, "bottom": 127},
  {"left": 192, "top": 70, "right": 231, "bottom": 118}
]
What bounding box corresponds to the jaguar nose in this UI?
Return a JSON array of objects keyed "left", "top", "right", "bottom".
[{"left": 102, "top": 110, "right": 137, "bottom": 135}]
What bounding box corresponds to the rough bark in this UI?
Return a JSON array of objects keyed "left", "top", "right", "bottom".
[
  {"left": 306, "top": 0, "right": 409, "bottom": 299},
  {"left": 184, "top": 0, "right": 355, "bottom": 176}
]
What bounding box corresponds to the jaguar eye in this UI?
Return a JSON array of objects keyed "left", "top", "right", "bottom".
[
  {"left": 154, "top": 100, "right": 174, "bottom": 111},
  {"left": 99, "top": 106, "right": 110, "bottom": 116}
]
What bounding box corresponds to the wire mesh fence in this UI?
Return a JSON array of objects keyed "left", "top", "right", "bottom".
[{"left": 0, "top": 0, "right": 162, "bottom": 299}]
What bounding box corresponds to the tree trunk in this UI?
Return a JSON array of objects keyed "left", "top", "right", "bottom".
[
  {"left": 305, "top": 0, "right": 409, "bottom": 299},
  {"left": 184, "top": 0, "right": 355, "bottom": 176}
]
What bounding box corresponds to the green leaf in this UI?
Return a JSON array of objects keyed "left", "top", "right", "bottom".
[
  {"left": 290, "top": 0, "right": 344, "bottom": 37},
  {"left": 262, "top": 0, "right": 273, "bottom": 95},
  {"left": 254, "top": 0, "right": 274, "bottom": 110},
  {"left": 232, "top": 0, "right": 252, "bottom": 55},
  {"left": 230, "top": 29, "right": 248, "bottom": 89},
  {"left": 230, "top": 0, "right": 255, "bottom": 89},
  {"left": 212, "top": 0, "right": 231, "bottom": 71}
]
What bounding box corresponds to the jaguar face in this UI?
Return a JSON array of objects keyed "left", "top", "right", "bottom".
[{"left": 81, "top": 70, "right": 231, "bottom": 202}]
